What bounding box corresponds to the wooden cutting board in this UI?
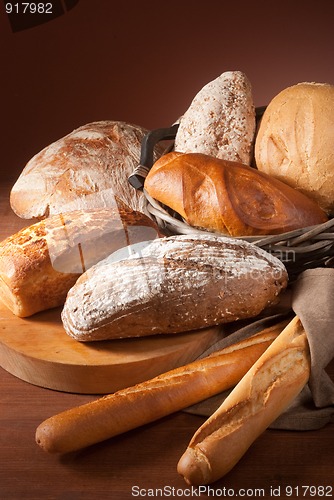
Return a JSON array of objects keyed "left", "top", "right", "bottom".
[{"left": 0, "top": 302, "right": 222, "bottom": 394}]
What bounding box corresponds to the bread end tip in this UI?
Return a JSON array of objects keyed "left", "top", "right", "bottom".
[{"left": 177, "top": 447, "right": 211, "bottom": 486}]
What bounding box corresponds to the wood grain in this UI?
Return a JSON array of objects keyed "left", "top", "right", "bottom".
[{"left": 0, "top": 300, "right": 221, "bottom": 394}]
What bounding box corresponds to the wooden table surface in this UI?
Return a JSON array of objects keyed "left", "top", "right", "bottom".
[{"left": 0, "top": 181, "right": 333, "bottom": 500}]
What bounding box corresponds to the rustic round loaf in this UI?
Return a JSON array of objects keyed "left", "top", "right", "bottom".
[
  {"left": 10, "top": 121, "right": 164, "bottom": 219},
  {"left": 255, "top": 82, "right": 334, "bottom": 213},
  {"left": 61, "top": 234, "right": 288, "bottom": 341}
]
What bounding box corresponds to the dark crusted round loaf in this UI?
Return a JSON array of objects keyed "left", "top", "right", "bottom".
[{"left": 61, "top": 234, "right": 288, "bottom": 341}]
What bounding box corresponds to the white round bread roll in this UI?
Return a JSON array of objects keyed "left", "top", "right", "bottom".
[
  {"left": 255, "top": 82, "right": 334, "bottom": 214},
  {"left": 10, "top": 121, "right": 164, "bottom": 219}
]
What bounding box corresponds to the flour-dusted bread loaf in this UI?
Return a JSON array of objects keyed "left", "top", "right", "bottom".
[
  {"left": 10, "top": 121, "right": 164, "bottom": 219},
  {"left": 0, "top": 205, "right": 160, "bottom": 317},
  {"left": 174, "top": 71, "right": 256, "bottom": 165},
  {"left": 61, "top": 234, "right": 288, "bottom": 341}
]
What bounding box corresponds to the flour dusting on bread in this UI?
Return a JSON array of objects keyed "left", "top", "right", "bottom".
[
  {"left": 61, "top": 234, "right": 288, "bottom": 341},
  {"left": 174, "top": 71, "right": 256, "bottom": 164}
]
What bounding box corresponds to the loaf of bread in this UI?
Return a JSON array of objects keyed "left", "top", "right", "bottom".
[
  {"left": 177, "top": 316, "right": 310, "bottom": 485},
  {"left": 10, "top": 121, "right": 164, "bottom": 219},
  {"left": 174, "top": 71, "right": 256, "bottom": 165},
  {"left": 61, "top": 233, "right": 288, "bottom": 341},
  {"left": 35, "top": 320, "right": 288, "bottom": 454},
  {"left": 255, "top": 82, "right": 334, "bottom": 213},
  {"left": 144, "top": 152, "right": 328, "bottom": 236},
  {"left": 0, "top": 205, "right": 160, "bottom": 317}
]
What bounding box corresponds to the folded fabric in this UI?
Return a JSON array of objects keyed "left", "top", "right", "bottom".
[{"left": 185, "top": 268, "right": 334, "bottom": 431}]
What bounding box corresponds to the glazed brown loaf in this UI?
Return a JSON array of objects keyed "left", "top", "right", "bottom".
[
  {"left": 177, "top": 316, "right": 310, "bottom": 485},
  {"left": 35, "top": 321, "right": 288, "bottom": 454},
  {"left": 10, "top": 121, "right": 164, "bottom": 219},
  {"left": 61, "top": 233, "right": 288, "bottom": 341},
  {"left": 144, "top": 151, "right": 328, "bottom": 236},
  {"left": 0, "top": 205, "right": 160, "bottom": 317}
]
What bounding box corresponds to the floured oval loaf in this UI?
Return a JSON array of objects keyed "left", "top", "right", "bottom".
[
  {"left": 61, "top": 234, "right": 288, "bottom": 341},
  {"left": 10, "top": 121, "right": 164, "bottom": 219}
]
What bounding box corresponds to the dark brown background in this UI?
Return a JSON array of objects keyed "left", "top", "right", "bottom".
[{"left": 1, "top": 0, "right": 334, "bottom": 182}]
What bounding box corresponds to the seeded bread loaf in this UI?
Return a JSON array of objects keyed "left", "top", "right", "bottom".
[
  {"left": 61, "top": 234, "right": 288, "bottom": 341},
  {"left": 174, "top": 71, "right": 256, "bottom": 165}
]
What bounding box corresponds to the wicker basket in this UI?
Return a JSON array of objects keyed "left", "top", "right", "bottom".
[{"left": 128, "top": 109, "right": 334, "bottom": 280}]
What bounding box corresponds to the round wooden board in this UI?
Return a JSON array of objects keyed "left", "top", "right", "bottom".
[{"left": 0, "top": 303, "right": 221, "bottom": 394}]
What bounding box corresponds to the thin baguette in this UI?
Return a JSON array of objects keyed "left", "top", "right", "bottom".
[
  {"left": 35, "top": 321, "right": 287, "bottom": 454},
  {"left": 177, "top": 316, "right": 310, "bottom": 485}
]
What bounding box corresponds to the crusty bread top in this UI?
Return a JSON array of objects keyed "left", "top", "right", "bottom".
[
  {"left": 0, "top": 205, "right": 160, "bottom": 282},
  {"left": 144, "top": 152, "right": 328, "bottom": 236},
  {"left": 177, "top": 317, "right": 310, "bottom": 485},
  {"left": 61, "top": 233, "right": 288, "bottom": 341},
  {"left": 255, "top": 82, "right": 334, "bottom": 213},
  {"left": 0, "top": 206, "right": 160, "bottom": 316},
  {"left": 10, "top": 121, "right": 164, "bottom": 219}
]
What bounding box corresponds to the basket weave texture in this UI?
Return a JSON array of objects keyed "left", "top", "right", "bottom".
[
  {"left": 129, "top": 109, "right": 334, "bottom": 281},
  {"left": 143, "top": 189, "right": 334, "bottom": 280}
]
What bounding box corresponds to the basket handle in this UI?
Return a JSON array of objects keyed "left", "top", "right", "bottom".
[{"left": 128, "top": 124, "right": 179, "bottom": 190}]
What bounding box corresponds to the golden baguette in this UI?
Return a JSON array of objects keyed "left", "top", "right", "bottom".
[
  {"left": 35, "top": 321, "right": 288, "bottom": 454},
  {"left": 177, "top": 316, "right": 310, "bottom": 485}
]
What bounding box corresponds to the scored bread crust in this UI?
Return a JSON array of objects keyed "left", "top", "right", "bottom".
[
  {"left": 255, "top": 82, "right": 334, "bottom": 213},
  {"left": 61, "top": 233, "right": 288, "bottom": 341},
  {"left": 10, "top": 121, "right": 164, "bottom": 219},
  {"left": 0, "top": 206, "right": 160, "bottom": 317},
  {"left": 144, "top": 152, "right": 327, "bottom": 236},
  {"left": 35, "top": 322, "right": 288, "bottom": 454},
  {"left": 177, "top": 317, "right": 310, "bottom": 485}
]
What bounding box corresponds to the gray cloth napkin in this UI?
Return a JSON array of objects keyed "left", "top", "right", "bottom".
[{"left": 185, "top": 268, "right": 334, "bottom": 430}]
